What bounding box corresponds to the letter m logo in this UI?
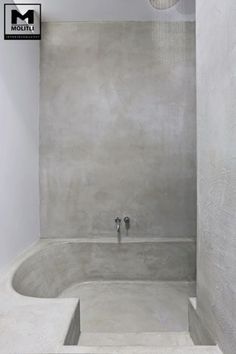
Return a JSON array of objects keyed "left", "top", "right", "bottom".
[{"left": 11, "top": 9, "right": 34, "bottom": 24}]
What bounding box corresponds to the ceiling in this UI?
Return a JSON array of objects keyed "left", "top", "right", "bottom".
[{"left": 15, "top": 0, "right": 195, "bottom": 22}]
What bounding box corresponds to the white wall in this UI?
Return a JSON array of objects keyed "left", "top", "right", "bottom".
[
  {"left": 0, "top": 1, "right": 40, "bottom": 270},
  {"left": 196, "top": 1, "right": 236, "bottom": 353}
]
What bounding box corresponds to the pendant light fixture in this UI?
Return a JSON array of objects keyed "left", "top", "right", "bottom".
[{"left": 149, "top": 0, "right": 179, "bottom": 10}]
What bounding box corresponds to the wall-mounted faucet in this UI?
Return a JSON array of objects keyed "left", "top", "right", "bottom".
[{"left": 115, "top": 217, "right": 130, "bottom": 241}]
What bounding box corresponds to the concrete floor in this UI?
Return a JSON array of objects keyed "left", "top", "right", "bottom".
[{"left": 59, "top": 281, "right": 196, "bottom": 333}]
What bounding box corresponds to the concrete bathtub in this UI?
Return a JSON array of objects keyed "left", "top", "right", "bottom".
[
  {"left": 0, "top": 238, "right": 197, "bottom": 353},
  {"left": 12, "top": 238, "right": 196, "bottom": 299}
]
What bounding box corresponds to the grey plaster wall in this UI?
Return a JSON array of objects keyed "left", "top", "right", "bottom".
[
  {"left": 40, "top": 22, "right": 196, "bottom": 239},
  {"left": 32, "top": 0, "right": 196, "bottom": 22},
  {"left": 196, "top": 1, "right": 236, "bottom": 354}
]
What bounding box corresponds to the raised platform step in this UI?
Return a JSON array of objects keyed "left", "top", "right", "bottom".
[
  {"left": 71, "top": 345, "right": 222, "bottom": 354},
  {"left": 79, "top": 332, "right": 194, "bottom": 346}
]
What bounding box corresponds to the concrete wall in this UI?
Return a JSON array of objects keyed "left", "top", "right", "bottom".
[
  {"left": 23, "top": 0, "right": 195, "bottom": 22},
  {"left": 196, "top": 1, "right": 236, "bottom": 353},
  {"left": 40, "top": 22, "right": 196, "bottom": 239},
  {"left": 0, "top": 2, "right": 40, "bottom": 270}
]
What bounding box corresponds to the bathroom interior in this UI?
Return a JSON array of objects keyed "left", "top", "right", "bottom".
[{"left": 0, "top": 0, "right": 235, "bottom": 353}]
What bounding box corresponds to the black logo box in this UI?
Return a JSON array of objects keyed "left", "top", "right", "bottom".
[{"left": 4, "top": 3, "right": 41, "bottom": 40}]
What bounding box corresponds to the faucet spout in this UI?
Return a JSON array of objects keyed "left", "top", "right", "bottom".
[
  {"left": 115, "top": 217, "right": 121, "bottom": 233},
  {"left": 115, "top": 217, "right": 122, "bottom": 243}
]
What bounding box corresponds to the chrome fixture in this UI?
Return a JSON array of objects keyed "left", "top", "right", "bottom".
[
  {"left": 149, "top": 0, "right": 179, "bottom": 10},
  {"left": 115, "top": 217, "right": 122, "bottom": 243},
  {"left": 115, "top": 217, "right": 121, "bottom": 234},
  {"left": 124, "top": 217, "right": 130, "bottom": 235}
]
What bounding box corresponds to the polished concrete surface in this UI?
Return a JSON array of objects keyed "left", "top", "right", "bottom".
[
  {"left": 59, "top": 281, "right": 196, "bottom": 333},
  {"left": 12, "top": 239, "right": 196, "bottom": 298},
  {"left": 79, "top": 332, "right": 194, "bottom": 346},
  {"left": 0, "top": 240, "right": 222, "bottom": 353},
  {"left": 40, "top": 22, "right": 196, "bottom": 240},
  {"left": 72, "top": 347, "right": 222, "bottom": 354},
  {"left": 196, "top": 1, "right": 236, "bottom": 353},
  {"left": 189, "top": 298, "right": 215, "bottom": 346}
]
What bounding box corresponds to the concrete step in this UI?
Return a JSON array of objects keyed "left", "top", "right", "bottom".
[
  {"left": 79, "top": 332, "right": 194, "bottom": 346},
  {"left": 72, "top": 345, "right": 222, "bottom": 354}
]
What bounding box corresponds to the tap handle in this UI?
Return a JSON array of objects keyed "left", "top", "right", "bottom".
[
  {"left": 115, "top": 217, "right": 121, "bottom": 224},
  {"left": 124, "top": 217, "right": 130, "bottom": 224}
]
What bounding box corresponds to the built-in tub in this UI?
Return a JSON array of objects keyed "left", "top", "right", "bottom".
[{"left": 12, "top": 238, "right": 196, "bottom": 298}]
